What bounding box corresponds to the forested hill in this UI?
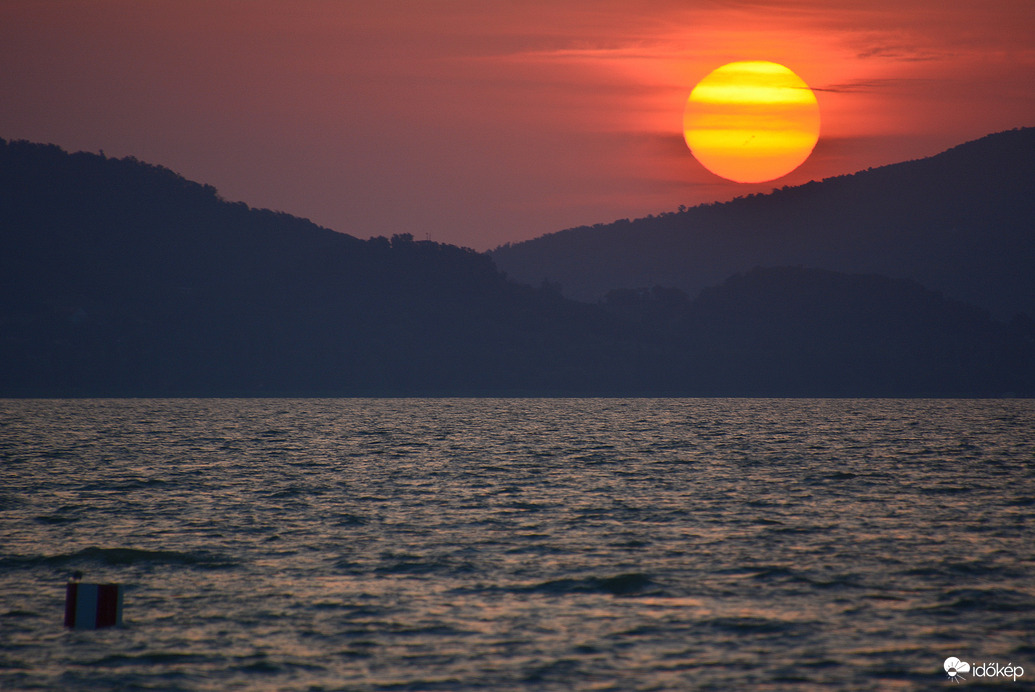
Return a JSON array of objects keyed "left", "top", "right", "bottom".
[
  {"left": 491, "top": 128, "right": 1035, "bottom": 319},
  {"left": 2, "top": 138, "right": 1033, "bottom": 397},
  {"left": 0, "top": 139, "right": 606, "bottom": 395}
]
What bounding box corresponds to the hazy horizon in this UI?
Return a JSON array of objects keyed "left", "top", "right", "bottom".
[{"left": 2, "top": 1, "right": 1032, "bottom": 250}]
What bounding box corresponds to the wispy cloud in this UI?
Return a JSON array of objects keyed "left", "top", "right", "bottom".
[
  {"left": 853, "top": 40, "right": 949, "bottom": 63},
  {"left": 812, "top": 78, "right": 930, "bottom": 94}
]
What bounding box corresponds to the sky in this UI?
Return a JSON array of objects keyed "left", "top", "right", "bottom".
[{"left": 1, "top": 0, "right": 1033, "bottom": 250}]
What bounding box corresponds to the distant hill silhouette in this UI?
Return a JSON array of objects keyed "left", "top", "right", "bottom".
[
  {"left": 649, "top": 267, "right": 1034, "bottom": 396},
  {"left": 491, "top": 128, "right": 1035, "bottom": 319},
  {"left": 1, "top": 137, "right": 1032, "bottom": 396},
  {"left": 0, "top": 140, "right": 626, "bottom": 395}
]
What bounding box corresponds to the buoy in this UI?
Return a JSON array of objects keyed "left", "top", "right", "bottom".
[{"left": 64, "top": 581, "right": 123, "bottom": 629}]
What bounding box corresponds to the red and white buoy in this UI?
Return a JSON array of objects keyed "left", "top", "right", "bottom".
[{"left": 64, "top": 581, "right": 123, "bottom": 629}]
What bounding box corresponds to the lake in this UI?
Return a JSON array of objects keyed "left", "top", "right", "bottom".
[{"left": 2, "top": 398, "right": 1033, "bottom": 690}]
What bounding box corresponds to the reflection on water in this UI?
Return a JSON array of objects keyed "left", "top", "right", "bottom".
[{"left": 1, "top": 398, "right": 1033, "bottom": 690}]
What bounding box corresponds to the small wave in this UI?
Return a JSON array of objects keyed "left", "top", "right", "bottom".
[
  {"left": 919, "top": 485, "right": 974, "bottom": 495},
  {"left": 905, "top": 560, "right": 1003, "bottom": 578},
  {"left": 522, "top": 658, "right": 582, "bottom": 685},
  {"left": 333, "top": 512, "right": 369, "bottom": 526},
  {"left": 506, "top": 501, "right": 551, "bottom": 511},
  {"left": 37, "top": 448, "right": 76, "bottom": 460},
  {"left": 743, "top": 565, "right": 860, "bottom": 589},
  {"left": 1011, "top": 643, "right": 1035, "bottom": 658},
  {"left": 34, "top": 513, "right": 80, "bottom": 525},
  {"left": 86, "top": 652, "right": 218, "bottom": 667},
  {"left": 354, "top": 429, "right": 390, "bottom": 436},
  {"left": 373, "top": 554, "right": 477, "bottom": 577},
  {"left": 933, "top": 587, "right": 1035, "bottom": 614},
  {"left": 762, "top": 525, "right": 825, "bottom": 535},
  {"left": 746, "top": 565, "right": 800, "bottom": 582},
  {"left": 78, "top": 478, "right": 170, "bottom": 492},
  {"left": 1, "top": 546, "right": 238, "bottom": 570},
  {"left": 232, "top": 656, "right": 326, "bottom": 675},
  {"left": 701, "top": 616, "right": 800, "bottom": 634},
  {"left": 571, "top": 452, "right": 615, "bottom": 464},
  {"left": 477, "top": 464, "right": 513, "bottom": 472},
  {"left": 267, "top": 486, "right": 313, "bottom": 499},
  {"left": 237, "top": 659, "right": 281, "bottom": 675},
  {"left": 0, "top": 493, "right": 24, "bottom": 510},
  {"left": 370, "top": 676, "right": 466, "bottom": 691},
  {"left": 109, "top": 478, "right": 170, "bottom": 490},
  {"left": 805, "top": 573, "right": 863, "bottom": 590},
  {"left": 521, "top": 572, "right": 656, "bottom": 596}
]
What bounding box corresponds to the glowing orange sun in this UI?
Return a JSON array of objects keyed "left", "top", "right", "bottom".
[{"left": 683, "top": 61, "right": 820, "bottom": 183}]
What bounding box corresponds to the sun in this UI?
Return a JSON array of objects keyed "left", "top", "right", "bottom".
[{"left": 683, "top": 61, "right": 820, "bottom": 183}]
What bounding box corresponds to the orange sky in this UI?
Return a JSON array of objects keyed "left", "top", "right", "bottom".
[{"left": 1, "top": 0, "right": 1032, "bottom": 249}]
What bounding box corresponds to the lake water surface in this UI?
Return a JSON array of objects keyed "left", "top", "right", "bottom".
[{"left": 2, "top": 398, "right": 1033, "bottom": 690}]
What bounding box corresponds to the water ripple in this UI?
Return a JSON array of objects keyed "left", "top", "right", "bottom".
[{"left": 1, "top": 397, "right": 1033, "bottom": 690}]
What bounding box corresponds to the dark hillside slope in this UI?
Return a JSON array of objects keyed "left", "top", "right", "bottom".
[
  {"left": 2, "top": 139, "right": 1032, "bottom": 396},
  {"left": 0, "top": 140, "right": 636, "bottom": 395},
  {"left": 491, "top": 128, "right": 1035, "bottom": 318},
  {"left": 669, "top": 267, "right": 1035, "bottom": 396}
]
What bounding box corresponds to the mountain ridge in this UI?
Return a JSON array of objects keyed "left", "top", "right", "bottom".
[
  {"left": 2, "top": 135, "right": 1032, "bottom": 396},
  {"left": 491, "top": 128, "right": 1035, "bottom": 319}
]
